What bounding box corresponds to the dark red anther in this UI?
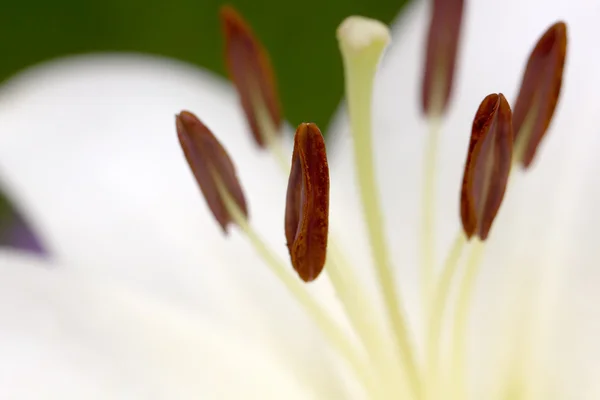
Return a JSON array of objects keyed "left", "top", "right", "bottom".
[
  {"left": 176, "top": 111, "right": 248, "bottom": 233},
  {"left": 421, "top": 0, "right": 465, "bottom": 116},
  {"left": 460, "top": 94, "right": 513, "bottom": 240},
  {"left": 220, "top": 6, "right": 282, "bottom": 148},
  {"left": 284, "top": 123, "right": 330, "bottom": 282},
  {"left": 512, "top": 22, "right": 567, "bottom": 168}
]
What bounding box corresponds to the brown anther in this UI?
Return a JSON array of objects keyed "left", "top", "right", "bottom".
[
  {"left": 512, "top": 22, "right": 567, "bottom": 168},
  {"left": 220, "top": 5, "right": 282, "bottom": 148},
  {"left": 421, "top": 0, "right": 465, "bottom": 116},
  {"left": 176, "top": 111, "right": 248, "bottom": 233},
  {"left": 460, "top": 94, "right": 513, "bottom": 240},
  {"left": 284, "top": 123, "right": 330, "bottom": 282}
]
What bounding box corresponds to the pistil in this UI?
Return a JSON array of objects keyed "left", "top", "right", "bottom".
[{"left": 338, "top": 16, "right": 422, "bottom": 400}]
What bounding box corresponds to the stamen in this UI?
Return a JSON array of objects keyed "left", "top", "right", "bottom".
[
  {"left": 419, "top": 0, "right": 464, "bottom": 330},
  {"left": 448, "top": 94, "right": 514, "bottom": 398},
  {"left": 512, "top": 22, "right": 567, "bottom": 168},
  {"left": 284, "top": 123, "right": 330, "bottom": 282},
  {"left": 220, "top": 5, "right": 283, "bottom": 149},
  {"left": 176, "top": 112, "right": 378, "bottom": 396},
  {"left": 176, "top": 111, "right": 248, "bottom": 232},
  {"left": 337, "top": 16, "right": 422, "bottom": 400},
  {"left": 449, "top": 239, "right": 485, "bottom": 400},
  {"left": 284, "top": 123, "right": 405, "bottom": 395},
  {"left": 420, "top": 116, "right": 441, "bottom": 322},
  {"left": 460, "top": 93, "right": 513, "bottom": 240},
  {"left": 421, "top": 0, "right": 465, "bottom": 116},
  {"left": 425, "top": 230, "right": 466, "bottom": 398}
]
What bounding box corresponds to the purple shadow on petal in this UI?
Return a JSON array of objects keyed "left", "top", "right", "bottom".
[{"left": 0, "top": 194, "right": 46, "bottom": 255}]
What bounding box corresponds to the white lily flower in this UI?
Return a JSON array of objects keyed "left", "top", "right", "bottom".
[{"left": 0, "top": 0, "right": 599, "bottom": 398}]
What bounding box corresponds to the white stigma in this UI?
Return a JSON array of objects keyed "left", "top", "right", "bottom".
[{"left": 337, "top": 16, "right": 391, "bottom": 55}]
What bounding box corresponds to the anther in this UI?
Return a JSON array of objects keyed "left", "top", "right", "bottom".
[
  {"left": 176, "top": 111, "right": 248, "bottom": 232},
  {"left": 284, "top": 123, "right": 329, "bottom": 282},
  {"left": 460, "top": 93, "right": 513, "bottom": 240},
  {"left": 512, "top": 22, "right": 567, "bottom": 168},
  {"left": 421, "top": 0, "right": 465, "bottom": 116},
  {"left": 220, "top": 6, "right": 282, "bottom": 148}
]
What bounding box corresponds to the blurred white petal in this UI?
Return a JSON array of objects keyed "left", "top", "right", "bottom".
[
  {"left": 0, "top": 55, "right": 281, "bottom": 307},
  {"left": 0, "top": 250, "right": 318, "bottom": 399}
]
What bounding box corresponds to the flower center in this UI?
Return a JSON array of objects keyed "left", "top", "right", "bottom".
[{"left": 177, "top": 6, "right": 567, "bottom": 400}]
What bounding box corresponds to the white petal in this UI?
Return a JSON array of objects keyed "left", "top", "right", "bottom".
[
  {"left": 0, "top": 250, "right": 319, "bottom": 399},
  {"left": 0, "top": 55, "right": 353, "bottom": 395},
  {"left": 329, "top": 0, "right": 600, "bottom": 396},
  {"left": 0, "top": 55, "right": 276, "bottom": 311}
]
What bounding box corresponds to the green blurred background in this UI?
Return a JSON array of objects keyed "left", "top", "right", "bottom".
[
  {"left": 2, "top": 0, "right": 408, "bottom": 129},
  {"left": 0, "top": 0, "right": 409, "bottom": 250}
]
